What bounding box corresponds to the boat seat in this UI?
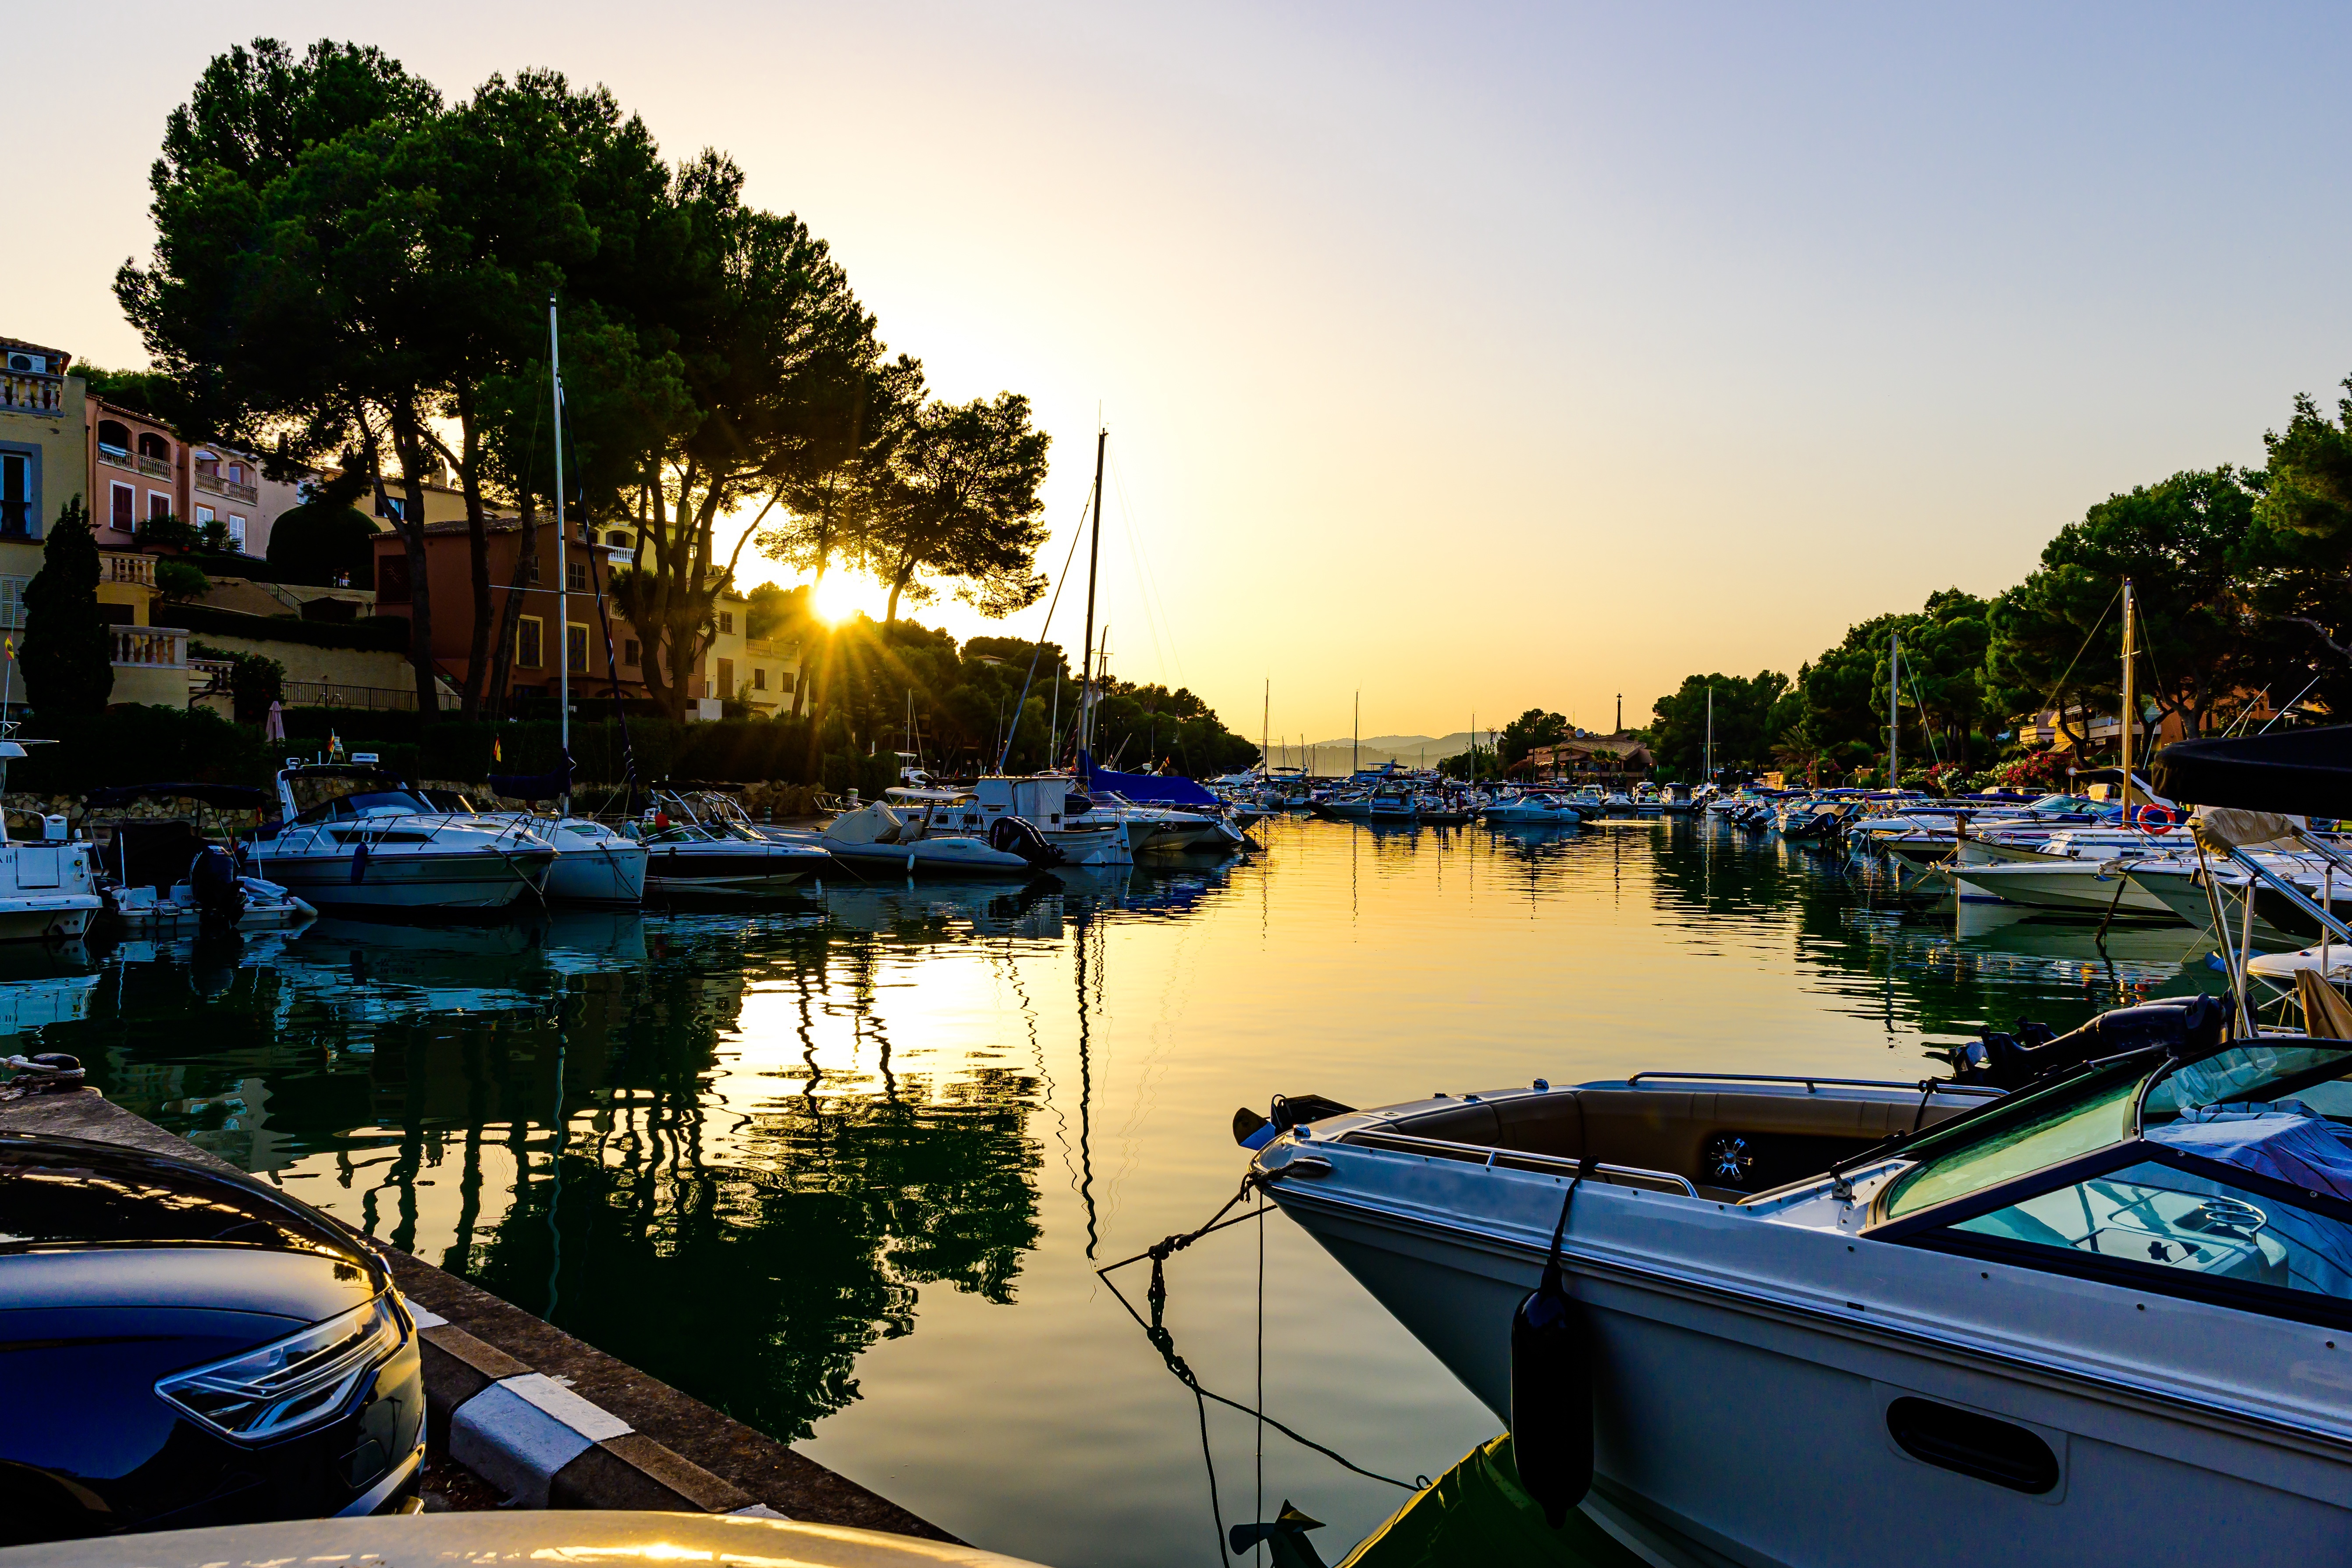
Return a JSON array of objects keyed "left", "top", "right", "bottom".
[{"left": 1397, "top": 1087, "right": 1972, "bottom": 1193}]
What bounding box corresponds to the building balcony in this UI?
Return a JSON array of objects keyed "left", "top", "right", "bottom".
[
  {"left": 102, "top": 553, "right": 156, "bottom": 588},
  {"left": 138, "top": 453, "right": 173, "bottom": 480},
  {"left": 194, "top": 472, "right": 259, "bottom": 505},
  {"left": 0, "top": 373, "right": 64, "bottom": 416},
  {"left": 97, "top": 445, "right": 136, "bottom": 473},
  {"left": 113, "top": 626, "right": 188, "bottom": 668}
]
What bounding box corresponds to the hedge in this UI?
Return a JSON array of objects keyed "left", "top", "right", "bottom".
[{"left": 173, "top": 605, "right": 410, "bottom": 653}]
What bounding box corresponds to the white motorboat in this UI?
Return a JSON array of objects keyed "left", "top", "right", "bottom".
[
  {"left": 823, "top": 793, "right": 1050, "bottom": 878},
  {"left": 244, "top": 763, "right": 554, "bottom": 914},
  {"left": 1249, "top": 998, "right": 2352, "bottom": 1567},
  {"left": 0, "top": 823, "right": 101, "bottom": 940},
  {"left": 639, "top": 818, "right": 830, "bottom": 898},
  {"left": 1482, "top": 792, "right": 1582, "bottom": 826},
  {"left": 420, "top": 789, "right": 649, "bottom": 906},
  {"left": 973, "top": 775, "right": 1131, "bottom": 864},
  {"left": 105, "top": 867, "right": 313, "bottom": 933},
  {"left": 87, "top": 782, "right": 311, "bottom": 931},
  {"left": 1947, "top": 854, "right": 2179, "bottom": 916}
]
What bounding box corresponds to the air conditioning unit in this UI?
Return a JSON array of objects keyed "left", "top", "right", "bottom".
[{"left": 6, "top": 352, "right": 44, "bottom": 374}]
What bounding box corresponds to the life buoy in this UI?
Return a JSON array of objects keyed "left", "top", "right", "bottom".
[{"left": 2135, "top": 802, "right": 2178, "bottom": 835}]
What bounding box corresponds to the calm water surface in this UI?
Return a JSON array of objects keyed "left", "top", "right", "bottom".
[{"left": 28, "top": 817, "right": 2221, "bottom": 1566}]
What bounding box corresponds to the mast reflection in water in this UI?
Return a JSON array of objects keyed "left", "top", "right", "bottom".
[{"left": 26, "top": 818, "right": 2220, "bottom": 1567}]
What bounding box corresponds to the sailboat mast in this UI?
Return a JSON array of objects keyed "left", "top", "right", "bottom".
[
  {"left": 1888, "top": 630, "right": 1900, "bottom": 791},
  {"left": 548, "top": 294, "right": 570, "bottom": 815},
  {"left": 1075, "top": 427, "right": 1107, "bottom": 766},
  {"left": 1262, "top": 679, "right": 1269, "bottom": 781},
  {"left": 1705, "top": 686, "right": 1713, "bottom": 784},
  {"left": 1353, "top": 692, "right": 1360, "bottom": 777},
  {"left": 2120, "top": 577, "right": 2137, "bottom": 817}
]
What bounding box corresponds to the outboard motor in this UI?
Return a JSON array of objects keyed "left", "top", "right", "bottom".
[
  {"left": 188, "top": 846, "right": 246, "bottom": 931},
  {"left": 1511, "top": 1177, "right": 1593, "bottom": 1527},
  {"left": 1951, "top": 996, "right": 2227, "bottom": 1090},
  {"left": 988, "top": 815, "right": 1066, "bottom": 867}
]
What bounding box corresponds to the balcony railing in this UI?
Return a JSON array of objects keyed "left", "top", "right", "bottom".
[
  {"left": 102, "top": 553, "right": 155, "bottom": 587},
  {"left": 283, "top": 679, "right": 421, "bottom": 711},
  {"left": 113, "top": 626, "right": 188, "bottom": 669},
  {"left": 137, "top": 453, "right": 173, "bottom": 480},
  {"left": 0, "top": 373, "right": 64, "bottom": 416},
  {"left": 194, "top": 472, "right": 259, "bottom": 505},
  {"left": 97, "top": 445, "right": 135, "bottom": 473}
]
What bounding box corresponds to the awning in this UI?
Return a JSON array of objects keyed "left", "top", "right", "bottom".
[{"left": 2149, "top": 726, "right": 2352, "bottom": 816}]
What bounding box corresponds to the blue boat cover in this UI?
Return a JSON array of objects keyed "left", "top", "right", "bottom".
[
  {"left": 2149, "top": 1104, "right": 2352, "bottom": 1205},
  {"left": 1077, "top": 750, "right": 1220, "bottom": 808}
]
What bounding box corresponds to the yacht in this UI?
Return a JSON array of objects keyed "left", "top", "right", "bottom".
[
  {"left": 245, "top": 762, "right": 554, "bottom": 914},
  {"left": 1247, "top": 998, "right": 2352, "bottom": 1566}
]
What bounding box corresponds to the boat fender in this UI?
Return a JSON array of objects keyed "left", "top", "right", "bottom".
[
  {"left": 1511, "top": 1161, "right": 1594, "bottom": 1528},
  {"left": 349, "top": 836, "right": 370, "bottom": 885}
]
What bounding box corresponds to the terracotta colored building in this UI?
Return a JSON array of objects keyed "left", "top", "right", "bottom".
[
  {"left": 369, "top": 518, "right": 799, "bottom": 717},
  {"left": 87, "top": 395, "right": 188, "bottom": 548}
]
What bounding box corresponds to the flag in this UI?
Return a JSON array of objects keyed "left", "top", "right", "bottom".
[
  {"left": 329, "top": 730, "right": 343, "bottom": 760},
  {"left": 3, "top": 637, "right": 13, "bottom": 659},
  {"left": 493, "top": 736, "right": 504, "bottom": 763}
]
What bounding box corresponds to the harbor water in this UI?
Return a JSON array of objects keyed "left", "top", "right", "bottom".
[{"left": 33, "top": 815, "right": 2221, "bottom": 1567}]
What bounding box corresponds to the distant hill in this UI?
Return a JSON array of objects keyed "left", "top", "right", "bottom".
[{"left": 1281, "top": 732, "right": 1476, "bottom": 769}]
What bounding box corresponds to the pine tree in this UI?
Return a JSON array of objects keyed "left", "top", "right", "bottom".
[{"left": 21, "top": 496, "right": 114, "bottom": 719}]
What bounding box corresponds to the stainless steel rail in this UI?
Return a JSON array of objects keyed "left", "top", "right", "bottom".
[
  {"left": 1337, "top": 1127, "right": 1699, "bottom": 1196},
  {"left": 1625, "top": 1071, "right": 2000, "bottom": 1096}
]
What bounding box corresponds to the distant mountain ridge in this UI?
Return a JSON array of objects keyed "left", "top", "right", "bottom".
[{"left": 1276, "top": 732, "right": 1476, "bottom": 769}]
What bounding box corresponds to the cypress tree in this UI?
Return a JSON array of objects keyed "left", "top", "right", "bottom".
[{"left": 21, "top": 496, "right": 114, "bottom": 718}]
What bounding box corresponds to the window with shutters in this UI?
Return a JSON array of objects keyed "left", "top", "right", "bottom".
[
  {"left": 622, "top": 638, "right": 640, "bottom": 668},
  {"left": 0, "top": 452, "right": 32, "bottom": 538},
  {"left": 567, "top": 623, "right": 588, "bottom": 673},
  {"left": 378, "top": 556, "right": 412, "bottom": 604},
  {"left": 517, "top": 616, "right": 544, "bottom": 669},
  {"left": 111, "top": 484, "right": 135, "bottom": 531},
  {"left": 717, "top": 659, "right": 734, "bottom": 698},
  {"left": 717, "top": 611, "right": 733, "bottom": 635},
  {"left": 566, "top": 559, "right": 587, "bottom": 593},
  {"left": 752, "top": 668, "right": 767, "bottom": 691}
]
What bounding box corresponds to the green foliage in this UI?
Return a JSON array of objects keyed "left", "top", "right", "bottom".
[
  {"left": 11, "top": 705, "right": 269, "bottom": 793},
  {"left": 21, "top": 497, "right": 112, "bottom": 719},
  {"left": 2259, "top": 378, "right": 2352, "bottom": 547},
  {"left": 135, "top": 511, "right": 197, "bottom": 552},
  {"left": 265, "top": 466, "right": 379, "bottom": 587},
  {"left": 1496, "top": 709, "right": 1568, "bottom": 769},
  {"left": 226, "top": 652, "right": 284, "bottom": 723},
  {"left": 1649, "top": 673, "right": 1791, "bottom": 779},
  {"left": 155, "top": 559, "right": 210, "bottom": 602}
]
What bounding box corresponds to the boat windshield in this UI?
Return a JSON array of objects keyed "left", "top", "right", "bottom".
[
  {"left": 1882, "top": 1039, "right": 2352, "bottom": 1223},
  {"left": 291, "top": 774, "right": 432, "bottom": 823},
  {"left": 1880, "top": 1073, "right": 2142, "bottom": 1220}
]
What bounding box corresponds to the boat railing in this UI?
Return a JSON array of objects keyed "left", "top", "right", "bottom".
[
  {"left": 1335, "top": 1127, "right": 1699, "bottom": 1196},
  {"left": 1624, "top": 1070, "right": 2002, "bottom": 1097}
]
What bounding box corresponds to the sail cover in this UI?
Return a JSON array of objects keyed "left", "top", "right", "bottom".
[
  {"left": 2149, "top": 725, "right": 2352, "bottom": 816},
  {"left": 1077, "top": 750, "right": 1220, "bottom": 808}
]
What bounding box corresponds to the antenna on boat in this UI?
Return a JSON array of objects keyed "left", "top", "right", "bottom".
[
  {"left": 2120, "top": 577, "right": 2137, "bottom": 818},
  {"left": 1888, "top": 629, "right": 1900, "bottom": 792}
]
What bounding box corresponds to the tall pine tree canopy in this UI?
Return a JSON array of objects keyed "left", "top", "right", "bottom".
[{"left": 21, "top": 497, "right": 114, "bottom": 720}]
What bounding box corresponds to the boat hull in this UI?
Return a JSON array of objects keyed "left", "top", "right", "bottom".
[
  {"left": 0, "top": 897, "right": 99, "bottom": 940},
  {"left": 249, "top": 850, "right": 550, "bottom": 912},
  {"left": 544, "top": 843, "right": 650, "bottom": 905},
  {"left": 1949, "top": 862, "right": 2174, "bottom": 916},
  {"left": 1275, "top": 1184, "right": 2352, "bottom": 1568},
  {"left": 643, "top": 845, "right": 824, "bottom": 899}
]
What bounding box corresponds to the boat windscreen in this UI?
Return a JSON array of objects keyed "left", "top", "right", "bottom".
[
  {"left": 2144, "top": 1040, "right": 2352, "bottom": 1123},
  {"left": 1880, "top": 1074, "right": 2142, "bottom": 1220},
  {"left": 291, "top": 773, "right": 430, "bottom": 822}
]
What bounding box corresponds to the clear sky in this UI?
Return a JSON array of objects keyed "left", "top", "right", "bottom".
[{"left": 13, "top": 4, "right": 2352, "bottom": 745}]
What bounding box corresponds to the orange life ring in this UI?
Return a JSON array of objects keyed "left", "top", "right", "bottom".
[{"left": 2135, "top": 802, "right": 2178, "bottom": 835}]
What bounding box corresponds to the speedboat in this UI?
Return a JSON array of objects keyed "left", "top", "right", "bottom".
[
  {"left": 1366, "top": 783, "right": 1419, "bottom": 824},
  {"left": 822, "top": 792, "right": 1052, "bottom": 878},
  {"left": 244, "top": 762, "right": 554, "bottom": 914},
  {"left": 640, "top": 815, "right": 831, "bottom": 898},
  {"left": 85, "top": 780, "right": 307, "bottom": 933},
  {"left": 421, "top": 791, "right": 648, "bottom": 906},
  {"left": 1247, "top": 996, "right": 2352, "bottom": 1566},
  {"left": 1483, "top": 792, "right": 1582, "bottom": 826}
]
